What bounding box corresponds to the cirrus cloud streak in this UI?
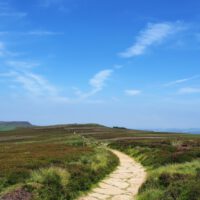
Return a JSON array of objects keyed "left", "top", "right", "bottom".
[{"left": 119, "top": 21, "right": 185, "bottom": 58}]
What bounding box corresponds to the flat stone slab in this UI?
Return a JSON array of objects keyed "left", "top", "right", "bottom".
[{"left": 78, "top": 149, "right": 146, "bottom": 200}]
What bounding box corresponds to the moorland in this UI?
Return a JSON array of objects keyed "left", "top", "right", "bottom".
[{"left": 0, "top": 123, "right": 199, "bottom": 200}]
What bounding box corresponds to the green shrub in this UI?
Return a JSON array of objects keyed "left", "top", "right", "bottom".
[
  {"left": 65, "top": 135, "right": 87, "bottom": 147},
  {"left": 159, "top": 173, "right": 189, "bottom": 188},
  {"left": 0, "top": 171, "right": 29, "bottom": 193},
  {"left": 137, "top": 162, "right": 200, "bottom": 200},
  {"left": 162, "top": 179, "right": 200, "bottom": 200},
  {"left": 110, "top": 138, "right": 200, "bottom": 200},
  {"left": 29, "top": 167, "right": 70, "bottom": 200},
  {"left": 30, "top": 167, "right": 70, "bottom": 187},
  {"left": 137, "top": 189, "right": 163, "bottom": 200},
  {"left": 64, "top": 148, "right": 119, "bottom": 199}
]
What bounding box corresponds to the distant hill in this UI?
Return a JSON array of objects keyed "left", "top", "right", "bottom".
[
  {"left": 152, "top": 128, "right": 200, "bottom": 134},
  {"left": 0, "top": 121, "right": 32, "bottom": 131}
]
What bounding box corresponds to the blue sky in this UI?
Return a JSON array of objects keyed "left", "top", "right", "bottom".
[{"left": 1, "top": 0, "right": 200, "bottom": 128}]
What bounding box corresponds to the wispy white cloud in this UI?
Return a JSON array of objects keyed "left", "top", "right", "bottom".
[
  {"left": 1, "top": 58, "right": 111, "bottom": 103},
  {"left": 75, "top": 69, "right": 113, "bottom": 99},
  {"left": 1, "top": 70, "right": 69, "bottom": 102},
  {"left": 90, "top": 69, "right": 113, "bottom": 91},
  {"left": 0, "top": 38, "right": 69, "bottom": 103},
  {"left": 0, "top": 41, "right": 22, "bottom": 57},
  {"left": 2, "top": 68, "right": 112, "bottom": 103},
  {"left": 125, "top": 89, "right": 141, "bottom": 96},
  {"left": 119, "top": 22, "right": 185, "bottom": 58},
  {"left": 164, "top": 75, "right": 199, "bottom": 87},
  {"left": 0, "top": 71, "right": 54, "bottom": 96},
  {"left": 178, "top": 87, "right": 200, "bottom": 94},
  {"left": 26, "top": 31, "right": 63, "bottom": 36},
  {"left": 6, "top": 60, "right": 40, "bottom": 69}
]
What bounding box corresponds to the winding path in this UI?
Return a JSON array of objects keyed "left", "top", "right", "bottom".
[{"left": 78, "top": 149, "right": 146, "bottom": 200}]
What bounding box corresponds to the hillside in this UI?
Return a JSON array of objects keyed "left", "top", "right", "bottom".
[
  {"left": 0, "top": 124, "right": 119, "bottom": 200},
  {"left": 0, "top": 124, "right": 199, "bottom": 200},
  {"left": 0, "top": 121, "right": 32, "bottom": 131}
]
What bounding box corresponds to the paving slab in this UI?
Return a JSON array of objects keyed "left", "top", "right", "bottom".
[{"left": 78, "top": 149, "right": 146, "bottom": 200}]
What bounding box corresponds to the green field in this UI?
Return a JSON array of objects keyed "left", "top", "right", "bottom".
[{"left": 0, "top": 124, "right": 199, "bottom": 200}]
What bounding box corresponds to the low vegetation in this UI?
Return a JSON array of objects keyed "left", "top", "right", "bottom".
[
  {"left": 110, "top": 137, "right": 200, "bottom": 200},
  {"left": 1, "top": 124, "right": 200, "bottom": 200},
  {"left": 0, "top": 130, "right": 119, "bottom": 200}
]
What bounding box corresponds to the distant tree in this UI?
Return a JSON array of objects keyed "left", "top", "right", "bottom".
[{"left": 113, "top": 126, "right": 127, "bottom": 130}]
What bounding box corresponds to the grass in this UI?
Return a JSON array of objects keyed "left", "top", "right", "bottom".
[
  {"left": 109, "top": 136, "right": 200, "bottom": 200},
  {"left": 0, "top": 129, "right": 119, "bottom": 200},
  {"left": 27, "top": 167, "right": 70, "bottom": 200},
  {"left": 0, "top": 124, "right": 199, "bottom": 200}
]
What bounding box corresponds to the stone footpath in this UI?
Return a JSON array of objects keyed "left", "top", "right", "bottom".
[{"left": 78, "top": 149, "right": 146, "bottom": 200}]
